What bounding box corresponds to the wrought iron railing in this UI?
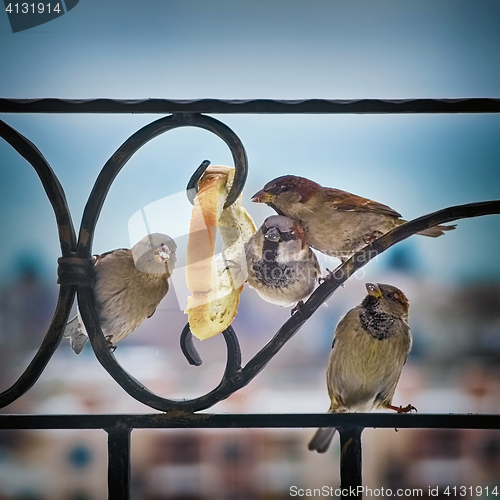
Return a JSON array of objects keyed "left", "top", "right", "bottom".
[{"left": 0, "top": 98, "right": 499, "bottom": 500}]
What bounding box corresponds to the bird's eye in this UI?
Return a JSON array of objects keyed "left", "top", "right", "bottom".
[{"left": 268, "top": 185, "right": 282, "bottom": 195}]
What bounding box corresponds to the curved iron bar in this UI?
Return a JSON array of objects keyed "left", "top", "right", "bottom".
[
  {"left": 173, "top": 200, "right": 500, "bottom": 396},
  {"left": 186, "top": 157, "right": 249, "bottom": 208},
  {"left": 76, "top": 114, "right": 246, "bottom": 412},
  {"left": 236, "top": 200, "right": 500, "bottom": 385},
  {"left": 186, "top": 160, "right": 211, "bottom": 205},
  {"left": 180, "top": 323, "right": 203, "bottom": 366},
  {"left": 78, "top": 113, "right": 247, "bottom": 257},
  {"left": 79, "top": 281, "right": 243, "bottom": 412},
  {"left": 82, "top": 196, "right": 500, "bottom": 412},
  {"left": 178, "top": 321, "right": 243, "bottom": 374},
  {"left": 0, "top": 120, "right": 77, "bottom": 408},
  {"left": 0, "top": 120, "right": 76, "bottom": 253}
]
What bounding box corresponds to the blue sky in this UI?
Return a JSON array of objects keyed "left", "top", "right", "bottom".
[{"left": 1, "top": 0, "right": 499, "bottom": 285}]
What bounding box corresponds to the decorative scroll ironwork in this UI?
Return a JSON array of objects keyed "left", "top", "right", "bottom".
[
  {"left": 76, "top": 113, "right": 248, "bottom": 412},
  {"left": 0, "top": 111, "right": 250, "bottom": 412},
  {"left": 1, "top": 99, "right": 500, "bottom": 500},
  {"left": 0, "top": 120, "right": 77, "bottom": 408},
  {"left": 1, "top": 105, "right": 500, "bottom": 414}
]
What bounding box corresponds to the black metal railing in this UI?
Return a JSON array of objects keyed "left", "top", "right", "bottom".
[{"left": 1, "top": 98, "right": 500, "bottom": 500}]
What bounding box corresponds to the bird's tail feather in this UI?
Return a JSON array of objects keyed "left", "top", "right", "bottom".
[
  {"left": 63, "top": 315, "right": 89, "bottom": 355},
  {"left": 417, "top": 224, "right": 456, "bottom": 237},
  {"left": 308, "top": 427, "right": 337, "bottom": 453},
  {"left": 398, "top": 219, "right": 456, "bottom": 238}
]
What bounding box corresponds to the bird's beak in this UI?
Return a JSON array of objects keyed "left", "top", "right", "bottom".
[
  {"left": 252, "top": 189, "right": 274, "bottom": 204},
  {"left": 365, "top": 283, "right": 383, "bottom": 298},
  {"left": 154, "top": 244, "right": 172, "bottom": 264}
]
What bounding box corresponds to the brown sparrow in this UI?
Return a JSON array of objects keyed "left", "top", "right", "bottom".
[
  {"left": 252, "top": 175, "right": 455, "bottom": 262},
  {"left": 245, "top": 215, "right": 320, "bottom": 308},
  {"left": 64, "top": 233, "right": 177, "bottom": 354},
  {"left": 308, "top": 283, "right": 414, "bottom": 453}
]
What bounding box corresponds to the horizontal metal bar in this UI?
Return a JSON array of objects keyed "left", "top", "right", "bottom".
[
  {"left": 0, "top": 413, "right": 498, "bottom": 430},
  {"left": 1, "top": 98, "right": 500, "bottom": 114}
]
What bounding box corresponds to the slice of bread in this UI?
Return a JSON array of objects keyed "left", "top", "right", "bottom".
[{"left": 185, "top": 166, "right": 256, "bottom": 340}]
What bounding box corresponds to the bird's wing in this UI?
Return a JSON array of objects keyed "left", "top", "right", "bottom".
[
  {"left": 326, "top": 309, "right": 360, "bottom": 404},
  {"left": 324, "top": 188, "right": 402, "bottom": 218},
  {"left": 95, "top": 248, "right": 130, "bottom": 261},
  {"left": 63, "top": 314, "right": 89, "bottom": 354},
  {"left": 63, "top": 315, "right": 80, "bottom": 338},
  {"left": 374, "top": 385, "right": 399, "bottom": 409},
  {"left": 375, "top": 321, "right": 412, "bottom": 409}
]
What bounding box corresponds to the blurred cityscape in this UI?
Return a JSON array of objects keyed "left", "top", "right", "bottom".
[
  {"left": 0, "top": 247, "right": 499, "bottom": 500},
  {"left": 2, "top": 0, "right": 500, "bottom": 495}
]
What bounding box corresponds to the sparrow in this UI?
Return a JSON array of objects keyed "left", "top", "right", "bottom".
[
  {"left": 245, "top": 215, "right": 320, "bottom": 308},
  {"left": 64, "top": 233, "right": 177, "bottom": 354},
  {"left": 252, "top": 175, "right": 456, "bottom": 262},
  {"left": 308, "top": 283, "right": 414, "bottom": 453}
]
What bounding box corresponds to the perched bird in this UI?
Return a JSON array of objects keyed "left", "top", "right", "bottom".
[
  {"left": 308, "top": 283, "right": 414, "bottom": 453},
  {"left": 245, "top": 215, "right": 320, "bottom": 308},
  {"left": 252, "top": 175, "right": 455, "bottom": 262},
  {"left": 64, "top": 233, "right": 177, "bottom": 354}
]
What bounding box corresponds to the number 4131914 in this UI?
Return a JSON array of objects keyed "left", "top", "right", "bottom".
[
  {"left": 5, "top": 3, "right": 61, "bottom": 14},
  {"left": 444, "top": 486, "right": 498, "bottom": 497}
]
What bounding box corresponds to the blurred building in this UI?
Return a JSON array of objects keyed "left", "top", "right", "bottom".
[{"left": 0, "top": 267, "right": 499, "bottom": 499}]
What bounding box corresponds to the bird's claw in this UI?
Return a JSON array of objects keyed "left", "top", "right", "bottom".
[
  {"left": 388, "top": 403, "right": 416, "bottom": 413},
  {"left": 397, "top": 404, "right": 417, "bottom": 413},
  {"left": 399, "top": 404, "right": 417, "bottom": 413},
  {"left": 105, "top": 335, "right": 117, "bottom": 352},
  {"left": 363, "top": 230, "right": 384, "bottom": 245},
  {"left": 319, "top": 265, "right": 347, "bottom": 286},
  {"left": 318, "top": 268, "right": 332, "bottom": 284},
  {"left": 291, "top": 300, "right": 304, "bottom": 316}
]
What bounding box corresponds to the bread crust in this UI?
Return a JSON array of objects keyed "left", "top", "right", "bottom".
[{"left": 186, "top": 166, "right": 256, "bottom": 340}]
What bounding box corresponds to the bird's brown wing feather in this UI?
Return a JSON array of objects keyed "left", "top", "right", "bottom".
[
  {"left": 96, "top": 248, "right": 130, "bottom": 260},
  {"left": 324, "top": 188, "right": 402, "bottom": 218}
]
